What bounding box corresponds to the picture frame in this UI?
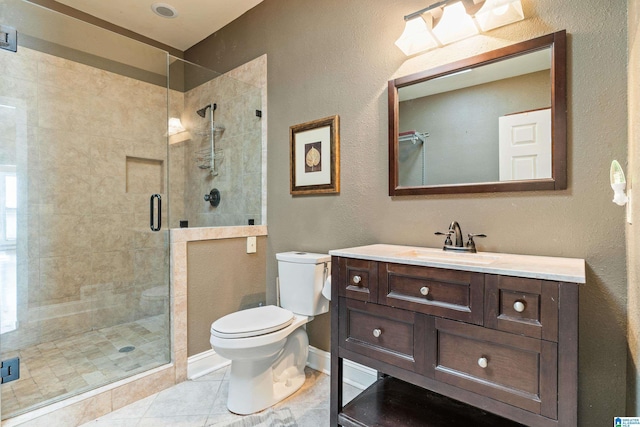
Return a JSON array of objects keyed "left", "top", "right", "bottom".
[{"left": 290, "top": 115, "right": 340, "bottom": 195}]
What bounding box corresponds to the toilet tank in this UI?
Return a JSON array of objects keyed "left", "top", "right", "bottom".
[{"left": 276, "top": 251, "right": 330, "bottom": 316}]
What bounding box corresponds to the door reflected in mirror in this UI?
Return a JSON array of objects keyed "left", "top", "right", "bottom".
[{"left": 389, "top": 31, "right": 566, "bottom": 196}]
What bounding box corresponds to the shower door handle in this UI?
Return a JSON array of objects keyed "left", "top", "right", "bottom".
[{"left": 150, "top": 194, "right": 162, "bottom": 232}]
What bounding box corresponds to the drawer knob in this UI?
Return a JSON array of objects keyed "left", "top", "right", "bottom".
[
  {"left": 353, "top": 275, "right": 362, "bottom": 285},
  {"left": 478, "top": 357, "right": 488, "bottom": 369},
  {"left": 513, "top": 301, "right": 526, "bottom": 313},
  {"left": 372, "top": 328, "right": 382, "bottom": 338},
  {"left": 420, "top": 286, "right": 430, "bottom": 296}
]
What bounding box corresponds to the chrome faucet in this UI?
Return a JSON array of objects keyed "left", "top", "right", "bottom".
[
  {"left": 448, "top": 221, "right": 464, "bottom": 247},
  {"left": 435, "top": 221, "right": 486, "bottom": 253}
]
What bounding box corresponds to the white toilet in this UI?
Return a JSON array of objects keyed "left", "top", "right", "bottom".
[{"left": 209, "top": 251, "right": 330, "bottom": 415}]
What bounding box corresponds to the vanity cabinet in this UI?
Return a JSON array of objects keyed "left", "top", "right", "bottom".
[{"left": 330, "top": 246, "right": 583, "bottom": 427}]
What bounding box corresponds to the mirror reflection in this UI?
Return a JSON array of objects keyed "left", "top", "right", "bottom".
[
  {"left": 388, "top": 31, "right": 566, "bottom": 196},
  {"left": 398, "top": 48, "right": 551, "bottom": 187}
]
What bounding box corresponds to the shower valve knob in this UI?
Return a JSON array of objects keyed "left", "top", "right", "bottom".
[{"left": 204, "top": 189, "right": 221, "bottom": 207}]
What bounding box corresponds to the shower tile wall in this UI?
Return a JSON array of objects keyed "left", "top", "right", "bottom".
[
  {"left": 0, "top": 45, "right": 169, "bottom": 355},
  {"left": 169, "top": 58, "right": 264, "bottom": 228}
]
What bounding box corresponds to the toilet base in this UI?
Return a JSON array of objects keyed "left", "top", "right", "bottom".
[{"left": 226, "top": 327, "right": 308, "bottom": 414}]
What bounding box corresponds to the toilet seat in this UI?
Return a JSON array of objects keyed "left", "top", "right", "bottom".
[{"left": 211, "top": 305, "right": 294, "bottom": 339}]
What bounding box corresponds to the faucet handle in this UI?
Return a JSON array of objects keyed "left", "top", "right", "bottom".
[
  {"left": 466, "top": 233, "right": 486, "bottom": 251},
  {"left": 435, "top": 231, "right": 454, "bottom": 246}
]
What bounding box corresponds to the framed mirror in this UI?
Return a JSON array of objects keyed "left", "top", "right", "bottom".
[{"left": 388, "top": 30, "right": 566, "bottom": 196}]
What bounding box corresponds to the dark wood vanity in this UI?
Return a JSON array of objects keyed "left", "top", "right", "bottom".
[{"left": 329, "top": 245, "right": 584, "bottom": 427}]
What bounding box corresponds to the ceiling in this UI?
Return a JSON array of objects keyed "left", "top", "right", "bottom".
[{"left": 54, "top": 0, "right": 263, "bottom": 51}]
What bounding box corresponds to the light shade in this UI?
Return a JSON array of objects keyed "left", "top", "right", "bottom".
[
  {"left": 395, "top": 16, "right": 439, "bottom": 56},
  {"left": 475, "top": 0, "right": 524, "bottom": 32},
  {"left": 432, "top": 2, "right": 479, "bottom": 46}
]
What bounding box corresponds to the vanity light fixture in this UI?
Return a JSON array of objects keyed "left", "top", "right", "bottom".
[{"left": 395, "top": 0, "right": 525, "bottom": 56}]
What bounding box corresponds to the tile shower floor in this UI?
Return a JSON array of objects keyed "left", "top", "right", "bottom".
[
  {"left": 1, "top": 315, "right": 169, "bottom": 419},
  {"left": 81, "top": 366, "right": 362, "bottom": 427}
]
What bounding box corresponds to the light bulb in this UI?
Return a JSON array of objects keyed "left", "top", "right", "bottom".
[{"left": 610, "top": 160, "right": 628, "bottom": 206}]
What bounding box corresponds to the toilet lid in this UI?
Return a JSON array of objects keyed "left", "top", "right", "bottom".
[{"left": 211, "top": 305, "right": 294, "bottom": 339}]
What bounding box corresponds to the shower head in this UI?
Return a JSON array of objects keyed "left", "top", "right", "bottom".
[{"left": 197, "top": 103, "right": 217, "bottom": 118}]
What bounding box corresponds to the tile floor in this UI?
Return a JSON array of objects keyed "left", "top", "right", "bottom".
[
  {"left": 1, "top": 315, "right": 170, "bottom": 419},
  {"left": 81, "top": 366, "right": 362, "bottom": 427}
]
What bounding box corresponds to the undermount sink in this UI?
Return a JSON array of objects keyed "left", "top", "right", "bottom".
[{"left": 394, "top": 248, "right": 500, "bottom": 265}]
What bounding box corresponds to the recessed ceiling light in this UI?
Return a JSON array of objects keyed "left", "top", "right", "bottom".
[{"left": 151, "top": 3, "right": 179, "bottom": 19}]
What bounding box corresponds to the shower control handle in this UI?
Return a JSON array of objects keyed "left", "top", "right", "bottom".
[{"left": 204, "top": 189, "right": 221, "bottom": 207}]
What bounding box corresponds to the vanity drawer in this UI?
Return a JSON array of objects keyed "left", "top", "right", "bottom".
[
  {"left": 379, "top": 263, "right": 484, "bottom": 325},
  {"left": 432, "top": 318, "right": 557, "bottom": 418},
  {"left": 339, "top": 298, "right": 425, "bottom": 373},
  {"left": 485, "top": 275, "right": 559, "bottom": 341},
  {"left": 337, "top": 258, "right": 378, "bottom": 303}
]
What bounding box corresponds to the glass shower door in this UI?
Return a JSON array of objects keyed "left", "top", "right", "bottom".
[{"left": 0, "top": 0, "right": 171, "bottom": 419}]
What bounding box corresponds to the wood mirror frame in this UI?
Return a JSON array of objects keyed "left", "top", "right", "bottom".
[{"left": 388, "top": 30, "right": 567, "bottom": 196}]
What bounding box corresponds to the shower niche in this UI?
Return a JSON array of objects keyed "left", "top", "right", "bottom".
[{"left": 126, "top": 157, "right": 164, "bottom": 194}]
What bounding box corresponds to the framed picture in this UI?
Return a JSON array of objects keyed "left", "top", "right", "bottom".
[{"left": 290, "top": 115, "right": 340, "bottom": 195}]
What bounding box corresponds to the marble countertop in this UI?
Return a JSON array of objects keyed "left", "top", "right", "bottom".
[{"left": 329, "top": 244, "right": 586, "bottom": 284}]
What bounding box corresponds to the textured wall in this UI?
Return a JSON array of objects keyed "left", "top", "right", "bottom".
[
  {"left": 186, "top": 0, "right": 628, "bottom": 424},
  {"left": 186, "top": 236, "right": 267, "bottom": 356},
  {"left": 629, "top": 0, "right": 639, "bottom": 417}
]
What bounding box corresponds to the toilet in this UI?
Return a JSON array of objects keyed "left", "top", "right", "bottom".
[{"left": 209, "top": 251, "right": 330, "bottom": 415}]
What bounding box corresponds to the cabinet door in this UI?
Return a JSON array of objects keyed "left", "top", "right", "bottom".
[
  {"left": 379, "top": 263, "right": 484, "bottom": 325},
  {"left": 431, "top": 318, "right": 558, "bottom": 419},
  {"left": 485, "top": 275, "right": 559, "bottom": 341},
  {"left": 337, "top": 257, "right": 378, "bottom": 302}
]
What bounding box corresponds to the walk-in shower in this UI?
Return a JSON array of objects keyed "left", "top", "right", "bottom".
[
  {"left": 0, "top": 0, "right": 263, "bottom": 421},
  {"left": 0, "top": 0, "right": 172, "bottom": 418}
]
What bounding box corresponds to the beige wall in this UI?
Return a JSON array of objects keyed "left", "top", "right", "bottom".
[
  {"left": 186, "top": 0, "right": 629, "bottom": 424},
  {"left": 187, "top": 236, "right": 267, "bottom": 356},
  {"left": 629, "top": 0, "right": 640, "bottom": 417}
]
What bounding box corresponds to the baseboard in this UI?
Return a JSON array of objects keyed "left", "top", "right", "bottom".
[
  {"left": 187, "top": 346, "right": 377, "bottom": 390},
  {"left": 187, "top": 349, "right": 231, "bottom": 380},
  {"left": 306, "top": 346, "right": 376, "bottom": 390}
]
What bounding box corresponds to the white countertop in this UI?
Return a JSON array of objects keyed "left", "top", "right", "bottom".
[{"left": 329, "top": 244, "right": 586, "bottom": 284}]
